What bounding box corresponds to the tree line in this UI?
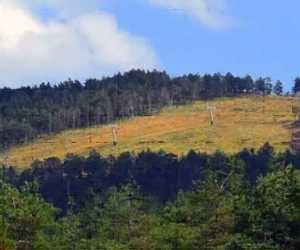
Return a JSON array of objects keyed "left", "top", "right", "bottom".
[
  {"left": 0, "top": 70, "right": 286, "bottom": 150},
  {"left": 0, "top": 144, "right": 299, "bottom": 249}
]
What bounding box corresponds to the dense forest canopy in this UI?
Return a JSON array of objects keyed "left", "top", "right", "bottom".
[
  {"left": 3, "top": 143, "right": 299, "bottom": 212},
  {"left": 0, "top": 145, "right": 300, "bottom": 249},
  {"left": 0, "top": 70, "right": 286, "bottom": 150}
]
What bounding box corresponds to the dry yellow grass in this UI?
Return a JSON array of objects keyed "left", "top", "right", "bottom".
[{"left": 0, "top": 96, "right": 296, "bottom": 169}]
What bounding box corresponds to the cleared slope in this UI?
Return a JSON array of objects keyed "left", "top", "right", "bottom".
[{"left": 1, "top": 96, "right": 296, "bottom": 168}]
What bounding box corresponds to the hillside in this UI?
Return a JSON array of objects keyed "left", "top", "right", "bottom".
[
  {"left": 1, "top": 96, "right": 296, "bottom": 168},
  {"left": 0, "top": 70, "right": 276, "bottom": 151}
]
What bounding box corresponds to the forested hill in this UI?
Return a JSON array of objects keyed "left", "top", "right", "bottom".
[{"left": 0, "top": 70, "right": 279, "bottom": 149}]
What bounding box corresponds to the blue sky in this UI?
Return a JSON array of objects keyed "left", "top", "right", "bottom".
[
  {"left": 106, "top": 0, "right": 299, "bottom": 90},
  {"left": 0, "top": 0, "right": 299, "bottom": 90}
]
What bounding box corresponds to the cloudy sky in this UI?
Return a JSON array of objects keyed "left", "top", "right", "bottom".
[{"left": 0, "top": 0, "right": 299, "bottom": 89}]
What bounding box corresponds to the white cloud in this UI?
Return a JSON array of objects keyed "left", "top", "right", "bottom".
[
  {"left": 148, "top": 0, "right": 231, "bottom": 28},
  {"left": 0, "top": 0, "right": 158, "bottom": 87},
  {"left": 0, "top": 1, "right": 42, "bottom": 49}
]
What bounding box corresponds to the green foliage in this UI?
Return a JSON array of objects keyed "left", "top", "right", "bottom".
[
  {"left": 0, "top": 181, "right": 58, "bottom": 250},
  {"left": 249, "top": 167, "right": 300, "bottom": 249},
  {"left": 0, "top": 151, "right": 299, "bottom": 249}
]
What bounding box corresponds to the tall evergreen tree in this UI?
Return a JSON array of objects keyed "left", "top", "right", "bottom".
[
  {"left": 273, "top": 80, "right": 283, "bottom": 96},
  {"left": 293, "top": 77, "right": 300, "bottom": 94}
]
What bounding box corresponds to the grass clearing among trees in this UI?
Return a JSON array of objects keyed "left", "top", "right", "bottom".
[{"left": 1, "top": 96, "right": 296, "bottom": 168}]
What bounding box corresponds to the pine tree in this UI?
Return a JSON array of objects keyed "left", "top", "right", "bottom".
[
  {"left": 273, "top": 80, "right": 283, "bottom": 96},
  {"left": 293, "top": 77, "right": 300, "bottom": 94}
]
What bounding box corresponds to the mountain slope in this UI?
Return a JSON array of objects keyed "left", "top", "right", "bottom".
[{"left": 1, "top": 96, "right": 296, "bottom": 168}]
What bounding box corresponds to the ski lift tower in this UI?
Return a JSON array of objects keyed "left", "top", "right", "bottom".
[{"left": 207, "top": 103, "right": 217, "bottom": 126}]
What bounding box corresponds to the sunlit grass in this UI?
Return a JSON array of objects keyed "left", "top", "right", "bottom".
[{"left": 1, "top": 96, "right": 296, "bottom": 169}]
